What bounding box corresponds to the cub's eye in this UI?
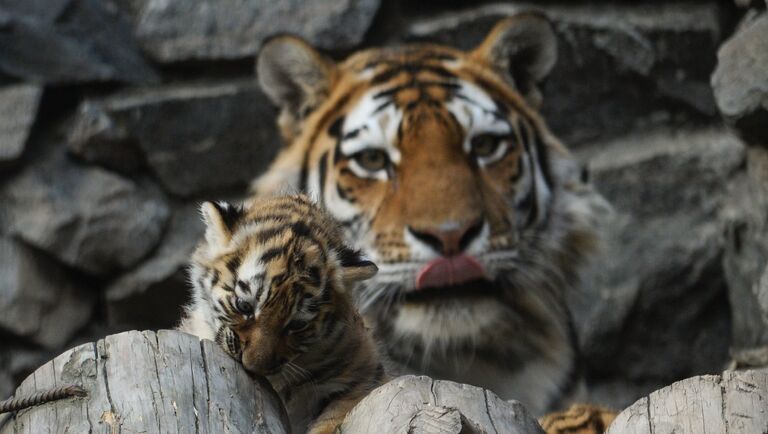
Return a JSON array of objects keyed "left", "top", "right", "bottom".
[
  {"left": 352, "top": 149, "right": 389, "bottom": 172},
  {"left": 234, "top": 297, "right": 253, "bottom": 315},
  {"left": 470, "top": 134, "right": 505, "bottom": 159},
  {"left": 286, "top": 319, "right": 309, "bottom": 332}
]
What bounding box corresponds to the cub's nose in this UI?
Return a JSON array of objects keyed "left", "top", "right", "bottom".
[{"left": 407, "top": 218, "right": 485, "bottom": 257}]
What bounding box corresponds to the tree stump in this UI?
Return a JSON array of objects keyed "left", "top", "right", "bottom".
[
  {"left": 339, "top": 375, "right": 544, "bottom": 434},
  {"left": 606, "top": 369, "right": 768, "bottom": 433},
  {"left": 0, "top": 330, "right": 288, "bottom": 434}
]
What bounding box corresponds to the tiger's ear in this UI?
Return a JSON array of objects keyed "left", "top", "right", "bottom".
[
  {"left": 471, "top": 12, "right": 557, "bottom": 108},
  {"left": 200, "top": 201, "right": 244, "bottom": 246},
  {"left": 337, "top": 247, "right": 378, "bottom": 287},
  {"left": 257, "top": 35, "right": 336, "bottom": 143}
]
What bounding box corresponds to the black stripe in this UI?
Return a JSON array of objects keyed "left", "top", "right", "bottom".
[
  {"left": 306, "top": 266, "right": 322, "bottom": 286},
  {"left": 236, "top": 280, "right": 251, "bottom": 294},
  {"left": 525, "top": 158, "right": 539, "bottom": 226},
  {"left": 253, "top": 278, "right": 268, "bottom": 305},
  {"left": 373, "top": 79, "right": 459, "bottom": 101},
  {"left": 247, "top": 213, "right": 294, "bottom": 226},
  {"left": 532, "top": 134, "right": 554, "bottom": 190},
  {"left": 337, "top": 247, "right": 363, "bottom": 267},
  {"left": 255, "top": 225, "right": 288, "bottom": 244},
  {"left": 317, "top": 151, "right": 328, "bottom": 205},
  {"left": 373, "top": 100, "right": 393, "bottom": 114},
  {"left": 369, "top": 61, "right": 458, "bottom": 85},
  {"left": 341, "top": 128, "right": 360, "bottom": 141},
  {"left": 225, "top": 256, "right": 241, "bottom": 274},
  {"left": 291, "top": 220, "right": 313, "bottom": 238},
  {"left": 336, "top": 184, "right": 354, "bottom": 203},
  {"left": 321, "top": 282, "right": 332, "bottom": 304},
  {"left": 328, "top": 116, "right": 344, "bottom": 138},
  {"left": 260, "top": 247, "right": 284, "bottom": 263},
  {"left": 271, "top": 272, "right": 288, "bottom": 287},
  {"left": 333, "top": 136, "right": 344, "bottom": 165},
  {"left": 299, "top": 153, "right": 309, "bottom": 192}
]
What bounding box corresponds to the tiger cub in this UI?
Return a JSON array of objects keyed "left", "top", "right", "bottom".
[{"left": 178, "top": 194, "right": 387, "bottom": 434}]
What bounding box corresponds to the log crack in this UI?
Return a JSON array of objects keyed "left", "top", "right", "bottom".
[{"left": 483, "top": 389, "right": 499, "bottom": 434}]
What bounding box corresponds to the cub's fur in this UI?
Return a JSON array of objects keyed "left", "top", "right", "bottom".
[{"left": 179, "top": 194, "right": 386, "bottom": 434}]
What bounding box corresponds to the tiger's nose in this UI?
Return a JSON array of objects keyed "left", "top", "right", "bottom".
[{"left": 407, "top": 218, "right": 485, "bottom": 256}]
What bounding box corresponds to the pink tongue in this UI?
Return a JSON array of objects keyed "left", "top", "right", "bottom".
[{"left": 416, "top": 255, "right": 487, "bottom": 290}]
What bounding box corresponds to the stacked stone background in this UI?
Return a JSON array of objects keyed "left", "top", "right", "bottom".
[{"left": 1, "top": 0, "right": 766, "bottom": 411}]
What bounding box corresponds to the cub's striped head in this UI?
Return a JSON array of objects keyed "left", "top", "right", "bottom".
[
  {"left": 252, "top": 13, "right": 607, "bottom": 370},
  {"left": 188, "top": 195, "right": 377, "bottom": 376}
]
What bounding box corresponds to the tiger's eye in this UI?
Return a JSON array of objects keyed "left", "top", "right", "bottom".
[
  {"left": 234, "top": 297, "right": 253, "bottom": 315},
  {"left": 353, "top": 149, "right": 389, "bottom": 171},
  {"left": 471, "top": 134, "right": 503, "bottom": 158}
]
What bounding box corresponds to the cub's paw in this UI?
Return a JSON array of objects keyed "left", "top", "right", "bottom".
[{"left": 539, "top": 404, "right": 617, "bottom": 434}]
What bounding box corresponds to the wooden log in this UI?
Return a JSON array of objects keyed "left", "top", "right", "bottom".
[
  {"left": 607, "top": 369, "right": 768, "bottom": 434},
  {"left": 339, "top": 375, "right": 544, "bottom": 434},
  {"left": 0, "top": 330, "right": 288, "bottom": 434}
]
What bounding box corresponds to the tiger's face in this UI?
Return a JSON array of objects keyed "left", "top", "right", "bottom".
[
  {"left": 188, "top": 196, "right": 377, "bottom": 376},
  {"left": 253, "top": 12, "right": 604, "bottom": 391}
]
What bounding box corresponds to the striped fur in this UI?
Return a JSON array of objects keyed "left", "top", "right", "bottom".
[
  {"left": 252, "top": 13, "right": 610, "bottom": 415},
  {"left": 178, "top": 194, "right": 386, "bottom": 434}
]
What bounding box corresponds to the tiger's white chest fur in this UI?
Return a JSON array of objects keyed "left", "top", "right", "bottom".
[{"left": 386, "top": 297, "right": 578, "bottom": 415}]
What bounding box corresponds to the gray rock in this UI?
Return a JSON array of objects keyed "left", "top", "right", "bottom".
[
  {"left": 0, "top": 236, "right": 95, "bottom": 348},
  {"left": 68, "top": 80, "right": 281, "bottom": 197},
  {"left": 105, "top": 203, "right": 203, "bottom": 329},
  {"left": 0, "top": 0, "right": 158, "bottom": 84},
  {"left": 712, "top": 12, "right": 768, "bottom": 143},
  {"left": 1, "top": 145, "right": 170, "bottom": 276},
  {"left": 0, "top": 83, "right": 42, "bottom": 166},
  {"left": 68, "top": 100, "right": 145, "bottom": 174},
  {"left": 0, "top": 345, "right": 51, "bottom": 400},
  {"left": 573, "top": 128, "right": 745, "bottom": 400},
  {"left": 723, "top": 145, "right": 768, "bottom": 355},
  {"left": 124, "top": 0, "right": 381, "bottom": 63},
  {"left": 407, "top": 2, "right": 722, "bottom": 146}
]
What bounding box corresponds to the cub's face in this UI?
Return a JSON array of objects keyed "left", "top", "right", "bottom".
[
  {"left": 190, "top": 197, "right": 377, "bottom": 376},
  {"left": 254, "top": 14, "right": 595, "bottom": 349}
]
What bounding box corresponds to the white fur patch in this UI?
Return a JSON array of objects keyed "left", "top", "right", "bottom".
[{"left": 393, "top": 298, "right": 505, "bottom": 343}]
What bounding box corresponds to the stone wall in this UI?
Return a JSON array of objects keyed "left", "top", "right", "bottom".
[{"left": 1, "top": 0, "right": 765, "bottom": 409}]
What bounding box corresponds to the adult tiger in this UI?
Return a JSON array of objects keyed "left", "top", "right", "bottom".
[{"left": 251, "top": 12, "right": 609, "bottom": 415}]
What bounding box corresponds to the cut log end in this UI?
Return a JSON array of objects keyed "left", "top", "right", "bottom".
[
  {"left": 0, "top": 330, "right": 289, "bottom": 434},
  {"left": 607, "top": 369, "right": 768, "bottom": 434}
]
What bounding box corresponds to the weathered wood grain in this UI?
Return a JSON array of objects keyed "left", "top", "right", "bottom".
[
  {"left": 0, "top": 330, "right": 288, "bottom": 434},
  {"left": 607, "top": 369, "right": 768, "bottom": 434},
  {"left": 339, "top": 375, "right": 544, "bottom": 434}
]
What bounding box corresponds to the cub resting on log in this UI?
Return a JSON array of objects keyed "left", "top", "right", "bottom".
[{"left": 179, "top": 194, "right": 387, "bottom": 434}]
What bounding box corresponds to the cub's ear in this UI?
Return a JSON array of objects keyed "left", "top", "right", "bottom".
[
  {"left": 337, "top": 247, "right": 378, "bottom": 286},
  {"left": 199, "top": 201, "right": 244, "bottom": 246},
  {"left": 256, "top": 35, "right": 336, "bottom": 143},
  {"left": 471, "top": 12, "right": 557, "bottom": 108}
]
